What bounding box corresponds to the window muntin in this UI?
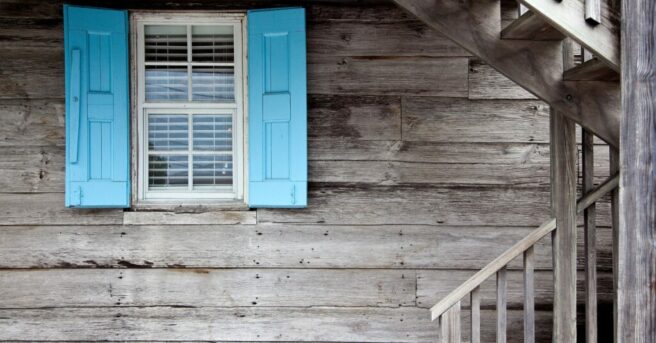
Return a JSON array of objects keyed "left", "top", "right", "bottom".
[{"left": 136, "top": 15, "right": 245, "bottom": 202}]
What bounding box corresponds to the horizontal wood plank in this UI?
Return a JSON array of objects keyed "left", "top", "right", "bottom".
[
  {"left": 308, "top": 55, "right": 469, "bottom": 97},
  {"left": 0, "top": 224, "right": 559, "bottom": 269},
  {"left": 0, "top": 47, "right": 63, "bottom": 99},
  {"left": 0, "top": 193, "right": 123, "bottom": 225},
  {"left": 0, "top": 306, "right": 552, "bottom": 342},
  {"left": 402, "top": 97, "right": 549, "bottom": 143},
  {"left": 308, "top": 94, "right": 401, "bottom": 140},
  {"left": 0, "top": 99, "right": 64, "bottom": 147},
  {"left": 123, "top": 210, "right": 256, "bottom": 225},
  {"left": 468, "top": 60, "right": 538, "bottom": 100},
  {"left": 308, "top": 20, "right": 469, "bottom": 57},
  {"left": 0, "top": 145, "right": 64, "bottom": 192},
  {"left": 0, "top": 269, "right": 415, "bottom": 308},
  {"left": 0, "top": 222, "right": 613, "bottom": 270}
]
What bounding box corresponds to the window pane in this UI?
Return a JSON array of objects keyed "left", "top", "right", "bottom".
[
  {"left": 192, "top": 114, "right": 232, "bottom": 151},
  {"left": 193, "top": 155, "right": 233, "bottom": 187},
  {"left": 192, "top": 66, "right": 234, "bottom": 101},
  {"left": 149, "top": 155, "right": 188, "bottom": 188},
  {"left": 192, "top": 25, "right": 234, "bottom": 63},
  {"left": 144, "top": 25, "right": 187, "bottom": 62},
  {"left": 148, "top": 114, "right": 188, "bottom": 151},
  {"left": 145, "top": 66, "right": 188, "bottom": 101}
]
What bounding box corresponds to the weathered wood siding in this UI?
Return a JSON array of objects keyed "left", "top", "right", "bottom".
[{"left": 0, "top": 0, "right": 613, "bottom": 341}]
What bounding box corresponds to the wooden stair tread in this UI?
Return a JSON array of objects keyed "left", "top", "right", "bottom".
[
  {"left": 563, "top": 58, "right": 619, "bottom": 81},
  {"left": 501, "top": 11, "right": 565, "bottom": 41}
]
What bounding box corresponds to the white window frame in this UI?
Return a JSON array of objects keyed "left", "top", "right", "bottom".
[{"left": 134, "top": 12, "right": 247, "bottom": 204}]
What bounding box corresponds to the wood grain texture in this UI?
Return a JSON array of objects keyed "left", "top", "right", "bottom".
[
  {"left": 308, "top": 55, "right": 469, "bottom": 97},
  {"left": 582, "top": 129, "right": 598, "bottom": 343},
  {"left": 0, "top": 269, "right": 415, "bottom": 308},
  {"left": 524, "top": 247, "right": 536, "bottom": 343},
  {"left": 402, "top": 97, "right": 549, "bottom": 143},
  {"left": 0, "top": 99, "right": 64, "bottom": 146},
  {"left": 0, "top": 306, "right": 436, "bottom": 342},
  {"left": 497, "top": 267, "right": 508, "bottom": 343},
  {"left": 468, "top": 60, "right": 537, "bottom": 100},
  {"left": 0, "top": 145, "right": 64, "bottom": 192},
  {"left": 0, "top": 47, "right": 63, "bottom": 99},
  {"left": 308, "top": 94, "right": 401, "bottom": 140},
  {"left": 123, "top": 210, "right": 256, "bottom": 225},
  {"left": 563, "top": 58, "right": 619, "bottom": 81},
  {"left": 470, "top": 287, "right": 481, "bottom": 343},
  {"left": 308, "top": 20, "right": 469, "bottom": 57},
  {"left": 501, "top": 11, "right": 565, "bottom": 41},
  {"left": 393, "top": 0, "right": 621, "bottom": 146},
  {"left": 440, "top": 301, "right": 461, "bottom": 343},
  {"left": 0, "top": 223, "right": 562, "bottom": 270},
  {"left": 550, "top": 110, "right": 578, "bottom": 342},
  {"left": 518, "top": 0, "right": 619, "bottom": 70},
  {"left": 0, "top": 193, "right": 123, "bottom": 225},
  {"left": 618, "top": 0, "right": 656, "bottom": 340}
]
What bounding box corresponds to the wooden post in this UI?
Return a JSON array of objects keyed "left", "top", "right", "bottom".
[
  {"left": 582, "top": 129, "right": 597, "bottom": 343},
  {"left": 618, "top": 0, "right": 656, "bottom": 340},
  {"left": 524, "top": 247, "right": 535, "bottom": 343},
  {"left": 550, "top": 109, "right": 577, "bottom": 342},
  {"left": 609, "top": 147, "right": 619, "bottom": 342}
]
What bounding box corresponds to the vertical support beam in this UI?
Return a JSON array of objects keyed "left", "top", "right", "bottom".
[
  {"left": 609, "top": 147, "right": 619, "bottom": 342},
  {"left": 470, "top": 287, "right": 480, "bottom": 343},
  {"left": 440, "top": 302, "right": 461, "bottom": 343},
  {"left": 618, "top": 0, "right": 656, "bottom": 340},
  {"left": 582, "top": 129, "right": 597, "bottom": 343},
  {"left": 524, "top": 247, "right": 535, "bottom": 343},
  {"left": 550, "top": 109, "right": 578, "bottom": 342},
  {"left": 497, "top": 267, "right": 507, "bottom": 343}
]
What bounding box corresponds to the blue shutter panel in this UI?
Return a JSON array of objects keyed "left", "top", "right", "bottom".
[
  {"left": 248, "top": 8, "right": 307, "bottom": 208},
  {"left": 64, "top": 5, "right": 130, "bottom": 208}
]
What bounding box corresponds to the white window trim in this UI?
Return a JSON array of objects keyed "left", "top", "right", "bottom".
[{"left": 133, "top": 12, "right": 247, "bottom": 204}]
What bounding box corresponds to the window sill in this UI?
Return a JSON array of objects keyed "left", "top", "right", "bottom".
[{"left": 124, "top": 200, "right": 255, "bottom": 225}]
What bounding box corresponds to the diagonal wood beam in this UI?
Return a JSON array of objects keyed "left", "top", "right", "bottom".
[
  {"left": 518, "top": 0, "right": 620, "bottom": 71},
  {"left": 393, "top": 0, "right": 620, "bottom": 147}
]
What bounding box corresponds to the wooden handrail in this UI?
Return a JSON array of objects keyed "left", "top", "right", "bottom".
[{"left": 430, "top": 174, "right": 619, "bottom": 320}]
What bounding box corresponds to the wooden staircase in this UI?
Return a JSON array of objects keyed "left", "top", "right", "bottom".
[{"left": 392, "top": 0, "right": 622, "bottom": 342}]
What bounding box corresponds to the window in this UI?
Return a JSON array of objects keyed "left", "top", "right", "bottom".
[{"left": 135, "top": 14, "right": 246, "bottom": 202}]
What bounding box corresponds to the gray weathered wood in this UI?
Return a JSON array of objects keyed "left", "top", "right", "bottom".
[
  {"left": 524, "top": 246, "right": 536, "bottom": 343},
  {"left": 440, "top": 301, "right": 461, "bottom": 343},
  {"left": 550, "top": 110, "right": 578, "bottom": 342},
  {"left": 585, "top": 0, "right": 602, "bottom": 24},
  {"left": 563, "top": 58, "right": 619, "bottom": 81},
  {"left": 470, "top": 287, "right": 481, "bottom": 343},
  {"left": 123, "top": 210, "right": 256, "bottom": 225},
  {"left": 0, "top": 269, "right": 415, "bottom": 308},
  {"left": 501, "top": 11, "right": 565, "bottom": 41},
  {"left": 0, "top": 99, "right": 64, "bottom": 147},
  {"left": 0, "top": 223, "right": 563, "bottom": 270},
  {"left": 609, "top": 146, "right": 620, "bottom": 340},
  {"left": 393, "top": 0, "right": 621, "bottom": 146},
  {"left": 582, "top": 128, "right": 598, "bottom": 343},
  {"left": 308, "top": 20, "right": 469, "bottom": 57},
  {"left": 468, "top": 60, "right": 537, "bottom": 100},
  {"left": 0, "top": 306, "right": 435, "bottom": 342},
  {"left": 308, "top": 55, "right": 468, "bottom": 97},
  {"left": 0, "top": 145, "right": 64, "bottom": 192},
  {"left": 403, "top": 97, "right": 548, "bottom": 143},
  {"left": 0, "top": 47, "right": 63, "bottom": 99},
  {"left": 308, "top": 94, "right": 401, "bottom": 140},
  {"left": 618, "top": 0, "right": 656, "bottom": 339},
  {"left": 518, "top": 0, "right": 619, "bottom": 70},
  {"left": 0, "top": 193, "right": 123, "bottom": 225},
  {"left": 497, "top": 267, "right": 508, "bottom": 343}
]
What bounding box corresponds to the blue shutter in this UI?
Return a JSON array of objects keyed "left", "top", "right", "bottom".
[
  {"left": 248, "top": 8, "right": 307, "bottom": 208},
  {"left": 64, "top": 5, "right": 130, "bottom": 208}
]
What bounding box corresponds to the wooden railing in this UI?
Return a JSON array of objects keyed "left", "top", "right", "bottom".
[{"left": 433, "top": 174, "right": 619, "bottom": 343}]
